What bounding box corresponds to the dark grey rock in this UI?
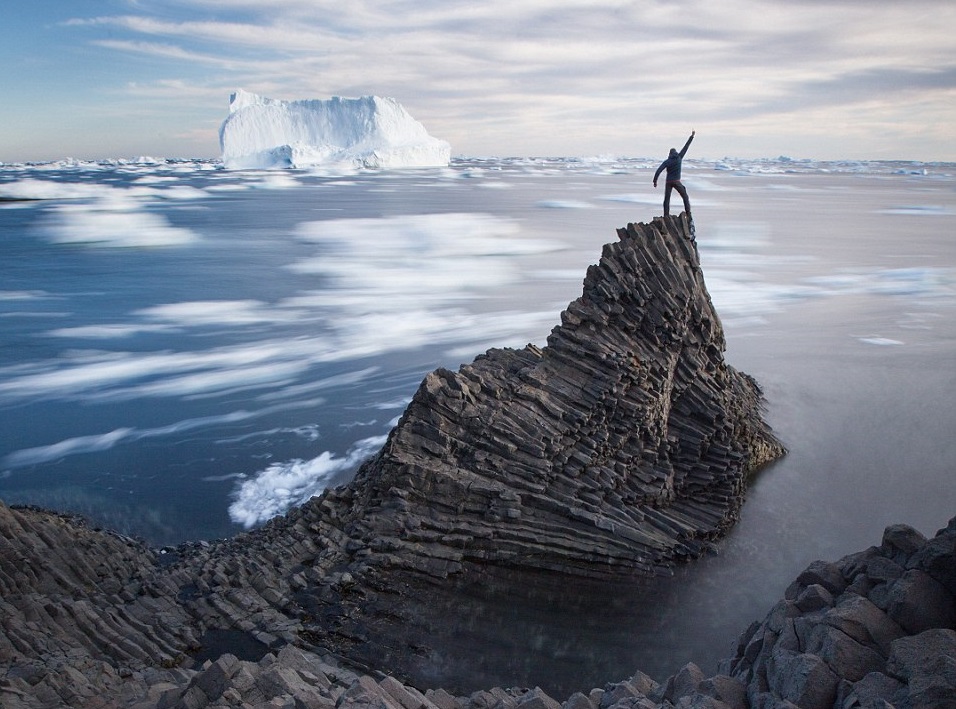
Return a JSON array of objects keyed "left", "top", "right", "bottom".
[
  {"left": 885, "top": 569, "right": 956, "bottom": 634},
  {"left": 672, "top": 694, "right": 734, "bottom": 709},
  {"left": 766, "top": 649, "right": 840, "bottom": 709},
  {"left": 625, "top": 672, "right": 659, "bottom": 698},
  {"left": 798, "top": 622, "right": 885, "bottom": 682},
  {"left": 695, "top": 675, "right": 746, "bottom": 709},
  {"left": 561, "top": 692, "right": 596, "bottom": 709},
  {"left": 600, "top": 681, "right": 647, "bottom": 708},
  {"left": 651, "top": 662, "right": 705, "bottom": 704},
  {"left": 426, "top": 688, "right": 464, "bottom": 709},
  {"left": 794, "top": 584, "right": 834, "bottom": 613},
  {"left": 885, "top": 628, "right": 956, "bottom": 682},
  {"left": 190, "top": 653, "right": 241, "bottom": 702},
  {"left": 786, "top": 560, "right": 847, "bottom": 599},
  {"left": 908, "top": 526, "right": 956, "bottom": 598},
  {"left": 380, "top": 675, "right": 439, "bottom": 709},
  {"left": 822, "top": 594, "right": 905, "bottom": 657},
  {"left": 838, "top": 671, "right": 903, "bottom": 709},
  {"left": 881, "top": 524, "right": 927, "bottom": 560},
  {"left": 517, "top": 687, "right": 562, "bottom": 709}
]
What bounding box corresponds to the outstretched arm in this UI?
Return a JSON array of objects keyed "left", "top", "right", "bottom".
[
  {"left": 653, "top": 161, "right": 666, "bottom": 187},
  {"left": 678, "top": 130, "right": 695, "bottom": 158}
]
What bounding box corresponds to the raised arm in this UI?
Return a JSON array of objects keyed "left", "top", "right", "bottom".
[{"left": 678, "top": 130, "right": 695, "bottom": 158}]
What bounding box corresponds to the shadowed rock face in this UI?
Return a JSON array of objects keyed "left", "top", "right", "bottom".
[
  {"left": 1, "top": 216, "right": 792, "bottom": 706},
  {"left": 315, "top": 214, "right": 784, "bottom": 581}
]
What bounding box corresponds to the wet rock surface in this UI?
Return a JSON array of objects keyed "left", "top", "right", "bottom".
[{"left": 13, "top": 216, "right": 949, "bottom": 708}]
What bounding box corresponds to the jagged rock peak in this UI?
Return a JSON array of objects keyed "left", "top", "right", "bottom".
[{"left": 315, "top": 214, "right": 785, "bottom": 580}]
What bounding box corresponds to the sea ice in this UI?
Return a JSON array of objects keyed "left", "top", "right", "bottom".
[{"left": 219, "top": 89, "right": 451, "bottom": 170}]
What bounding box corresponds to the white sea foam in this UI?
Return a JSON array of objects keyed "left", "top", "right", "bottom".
[
  {"left": 0, "top": 290, "right": 49, "bottom": 301},
  {"left": 256, "top": 367, "right": 379, "bottom": 403},
  {"left": 879, "top": 205, "right": 952, "bottom": 216},
  {"left": 0, "top": 344, "right": 300, "bottom": 402},
  {"left": 600, "top": 193, "right": 660, "bottom": 205},
  {"left": 290, "top": 213, "right": 562, "bottom": 295},
  {"left": 856, "top": 336, "right": 904, "bottom": 346},
  {"left": 228, "top": 433, "right": 388, "bottom": 528},
  {"left": 247, "top": 173, "right": 303, "bottom": 190},
  {"left": 0, "top": 178, "right": 208, "bottom": 203},
  {"left": 536, "top": 200, "right": 593, "bottom": 209},
  {"left": 872, "top": 268, "right": 953, "bottom": 297},
  {"left": 687, "top": 178, "right": 729, "bottom": 192},
  {"left": 531, "top": 268, "right": 588, "bottom": 281},
  {"left": 3, "top": 428, "right": 134, "bottom": 468},
  {"left": 48, "top": 300, "right": 311, "bottom": 340},
  {"left": 10, "top": 307, "right": 557, "bottom": 405},
  {"left": 898, "top": 312, "right": 943, "bottom": 330},
  {"left": 370, "top": 397, "right": 413, "bottom": 411},
  {"left": 139, "top": 300, "right": 307, "bottom": 327},
  {"left": 0, "top": 178, "right": 114, "bottom": 201},
  {"left": 40, "top": 195, "right": 199, "bottom": 248},
  {"left": 1, "top": 401, "right": 326, "bottom": 470},
  {"left": 127, "top": 360, "right": 310, "bottom": 400},
  {"left": 707, "top": 262, "right": 955, "bottom": 329},
  {"left": 698, "top": 222, "right": 771, "bottom": 252},
  {"left": 48, "top": 323, "right": 172, "bottom": 338}
]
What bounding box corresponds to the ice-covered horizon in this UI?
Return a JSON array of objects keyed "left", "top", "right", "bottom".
[{"left": 2, "top": 154, "right": 953, "bottom": 174}]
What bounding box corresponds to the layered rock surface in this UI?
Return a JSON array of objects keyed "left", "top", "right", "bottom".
[
  {"left": 4, "top": 505, "right": 956, "bottom": 708},
  {"left": 323, "top": 214, "right": 783, "bottom": 582},
  {"left": 0, "top": 215, "right": 812, "bottom": 707}
]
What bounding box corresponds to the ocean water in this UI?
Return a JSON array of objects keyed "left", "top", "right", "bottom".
[{"left": 2, "top": 156, "right": 955, "bottom": 688}]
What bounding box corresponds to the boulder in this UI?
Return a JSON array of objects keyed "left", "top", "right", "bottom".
[{"left": 885, "top": 569, "right": 956, "bottom": 634}]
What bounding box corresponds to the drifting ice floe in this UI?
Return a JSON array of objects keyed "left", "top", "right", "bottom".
[{"left": 219, "top": 89, "right": 451, "bottom": 170}]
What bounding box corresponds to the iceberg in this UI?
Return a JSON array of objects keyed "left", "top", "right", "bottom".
[{"left": 219, "top": 89, "right": 451, "bottom": 170}]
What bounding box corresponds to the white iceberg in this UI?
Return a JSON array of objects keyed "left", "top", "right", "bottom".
[{"left": 219, "top": 89, "right": 451, "bottom": 170}]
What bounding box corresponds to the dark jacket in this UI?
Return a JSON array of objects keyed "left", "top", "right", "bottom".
[{"left": 654, "top": 133, "right": 694, "bottom": 183}]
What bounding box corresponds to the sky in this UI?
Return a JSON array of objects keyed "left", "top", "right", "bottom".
[{"left": 1, "top": 0, "right": 954, "bottom": 163}]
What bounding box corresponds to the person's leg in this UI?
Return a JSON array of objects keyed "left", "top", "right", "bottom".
[
  {"left": 673, "top": 181, "right": 691, "bottom": 216},
  {"left": 663, "top": 183, "right": 673, "bottom": 216}
]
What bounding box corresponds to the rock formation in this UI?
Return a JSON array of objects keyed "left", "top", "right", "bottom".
[
  {"left": 317, "top": 214, "right": 783, "bottom": 583},
  {"left": 0, "top": 214, "right": 819, "bottom": 707},
  {"left": 4, "top": 503, "right": 956, "bottom": 708}
]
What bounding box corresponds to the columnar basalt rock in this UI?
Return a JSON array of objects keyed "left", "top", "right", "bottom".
[
  {"left": 2, "top": 216, "right": 801, "bottom": 707},
  {"left": 4, "top": 504, "right": 956, "bottom": 708},
  {"left": 312, "top": 214, "right": 785, "bottom": 581}
]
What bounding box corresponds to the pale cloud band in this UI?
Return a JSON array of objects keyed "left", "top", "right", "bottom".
[{"left": 14, "top": 1, "right": 956, "bottom": 160}]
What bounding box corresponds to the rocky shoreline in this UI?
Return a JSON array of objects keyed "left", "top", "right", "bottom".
[
  {"left": 3, "top": 215, "right": 952, "bottom": 707},
  {"left": 3, "top": 503, "right": 955, "bottom": 708}
]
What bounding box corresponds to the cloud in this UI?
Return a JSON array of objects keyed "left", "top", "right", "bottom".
[{"left": 32, "top": 1, "right": 956, "bottom": 160}]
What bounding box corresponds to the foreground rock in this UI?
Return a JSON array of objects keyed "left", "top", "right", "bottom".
[
  {"left": 1, "top": 215, "right": 798, "bottom": 706},
  {"left": 4, "top": 509, "right": 955, "bottom": 708}
]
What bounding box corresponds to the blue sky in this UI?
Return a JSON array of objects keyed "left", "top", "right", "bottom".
[{"left": 2, "top": 0, "right": 954, "bottom": 162}]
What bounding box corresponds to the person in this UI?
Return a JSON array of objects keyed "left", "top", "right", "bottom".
[{"left": 653, "top": 130, "right": 695, "bottom": 218}]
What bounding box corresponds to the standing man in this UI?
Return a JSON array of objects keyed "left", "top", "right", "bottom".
[{"left": 653, "top": 130, "right": 695, "bottom": 218}]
